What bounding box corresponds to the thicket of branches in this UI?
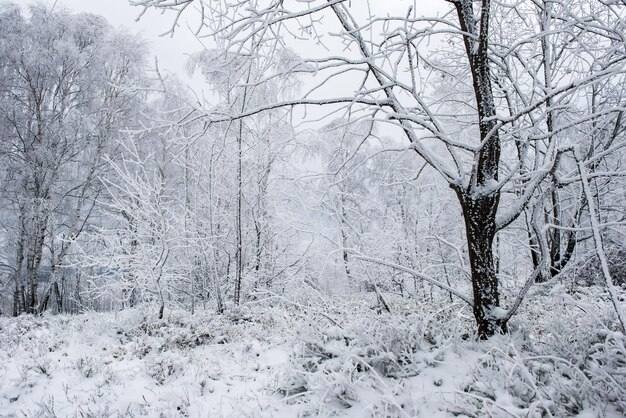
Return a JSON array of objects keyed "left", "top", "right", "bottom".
[{"left": 0, "top": 0, "right": 624, "bottom": 342}]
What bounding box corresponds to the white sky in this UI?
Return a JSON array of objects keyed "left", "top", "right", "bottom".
[
  {"left": 24, "top": 0, "right": 451, "bottom": 128},
  {"left": 27, "top": 0, "right": 450, "bottom": 81},
  {"left": 29, "top": 0, "right": 205, "bottom": 83}
]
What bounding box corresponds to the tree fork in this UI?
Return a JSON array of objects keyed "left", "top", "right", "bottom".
[{"left": 453, "top": 0, "right": 506, "bottom": 338}]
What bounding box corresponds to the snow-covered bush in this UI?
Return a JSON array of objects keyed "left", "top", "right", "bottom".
[
  {"left": 75, "top": 356, "right": 100, "bottom": 379},
  {"left": 456, "top": 285, "right": 626, "bottom": 417},
  {"left": 572, "top": 242, "right": 626, "bottom": 287},
  {"left": 1, "top": 291, "right": 624, "bottom": 417},
  {"left": 146, "top": 353, "right": 185, "bottom": 385},
  {"left": 278, "top": 296, "right": 472, "bottom": 415}
]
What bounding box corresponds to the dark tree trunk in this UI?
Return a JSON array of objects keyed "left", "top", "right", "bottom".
[
  {"left": 454, "top": 0, "right": 507, "bottom": 339},
  {"left": 529, "top": 189, "right": 584, "bottom": 282},
  {"left": 158, "top": 302, "right": 164, "bottom": 320},
  {"left": 457, "top": 191, "right": 507, "bottom": 339},
  {"left": 39, "top": 286, "right": 52, "bottom": 314},
  {"left": 53, "top": 281, "right": 63, "bottom": 314},
  {"left": 525, "top": 210, "right": 545, "bottom": 283},
  {"left": 548, "top": 190, "right": 562, "bottom": 272}
]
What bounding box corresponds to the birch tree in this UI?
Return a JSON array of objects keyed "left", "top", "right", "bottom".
[{"left": 0, "top": 3, "right": 146, "bottom": 315}]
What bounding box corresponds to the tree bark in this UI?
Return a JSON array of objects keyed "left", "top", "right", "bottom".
[
  {"left": 454, "top": 0, "right": 506, "bottom": 338},
  {"left": 14, "top": 217, "right": 26, "bottom": 315},
  {"left": 457, "top": 191, "right": 506, "bottom": 339},
  {"left": 233, "top": 117, "right": 243, "bottom": 305}
]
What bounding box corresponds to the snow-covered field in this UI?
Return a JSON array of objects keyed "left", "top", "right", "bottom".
[{"left": 1, "top": 290, "right": 624, "bottom": 417}]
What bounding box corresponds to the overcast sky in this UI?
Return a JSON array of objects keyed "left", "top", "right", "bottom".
[
  {"left": 23, "top": 0, "right": 451, "bottom": 127},
  {"left": 27, "top": 1, "right": 449, "bottom": 80},
  {"left": 29, "top": 0, "right": 205, "bottom": 82}
]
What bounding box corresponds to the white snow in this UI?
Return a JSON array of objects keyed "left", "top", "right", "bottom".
[{"left": 1, "top": 291, "right": 624, "bottom": 417}]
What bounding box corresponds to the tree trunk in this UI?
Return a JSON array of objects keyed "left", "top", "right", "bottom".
[
  {"left": 53, "top": 281, "right": 63, "bottom": 314},
  {"left": 458, "top": 192, "right": 507, "bottom": 339},
  {"left": 14, "top": 214, "right": 27, "bottom": 315},
  {"left": 525, "top": 214, "right": 545, "bottom": 283},
  {"left": 233, "top": 64, "right": 252, "bottom": 305},
  {"left": 233, "top": 119, "right": 243, "bottom": 305},
  {"left": 454, "top": 0, "right": 506, "bottom": 339},
  {"left": 39, "top": 286, "right": 52, "bottom": 314},
  {"left": 13, "top": 273, "right": 25, "bottom": 317},
  {"left": 340, "top": 193, "right": 353, "bottom": 289},
  {"left": 26, "top": 256, "right": 39, "bottom": 314}
]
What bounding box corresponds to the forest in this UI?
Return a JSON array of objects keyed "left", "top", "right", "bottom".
[{"left": 0, "top": 0, "right": 625, "bottom": 416}]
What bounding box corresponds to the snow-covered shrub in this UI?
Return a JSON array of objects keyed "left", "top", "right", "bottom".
[
  {"left": 24, "top": 396, "right": 58, "bottom": 418},
  {"left": 114, "top": 304, "right": 289, "bottom": 353},
  {"left": 75, "top": 356, "right": 99, "bottom": 379},
  {"left": 458, "top": 342, "right": 591, "bottom": 417},
  {"left": 586, "top": 330, "right": 626, "bottom": 411},
  {"left": 456, "top": 285, "right": 626, "bottom": 417},
  {"left": 146, "top": 353, "right": 184, "bottom": 385},
  {"left": 567, "top": 241, "right": 626, "bottom": 287},
  {"left": 278, "top": 296, "right": 471, "bottom": 415}
]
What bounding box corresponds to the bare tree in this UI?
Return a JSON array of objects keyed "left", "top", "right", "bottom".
[
  {"left": 132, "top": 0, "right": 626, "bottom": 338},
  {"left": 0, "top": 3, "right": 146, "bottom": 315}
]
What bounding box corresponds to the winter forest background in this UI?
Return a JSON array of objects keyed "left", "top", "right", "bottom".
[{"left": 0, "top": 0, "right": 625, "bottom": 416}]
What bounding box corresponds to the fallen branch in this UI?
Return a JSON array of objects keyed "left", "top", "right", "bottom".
[{"left": 349, "top": 252, "right": 474, "bottom": 307}]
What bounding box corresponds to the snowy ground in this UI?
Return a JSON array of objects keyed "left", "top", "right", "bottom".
[{"left": 1, "top": 289, "right": 624, "bottom": 417}]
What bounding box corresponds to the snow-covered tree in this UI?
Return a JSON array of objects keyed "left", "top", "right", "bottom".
[
  {"left": 0, "top": 3, "right": 146, "bottom": 315},
  {"left": 132, "top": 0, "right": 626, "bottom": 338}
]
